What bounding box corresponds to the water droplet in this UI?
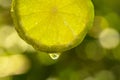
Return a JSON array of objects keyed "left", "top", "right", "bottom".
[{"left": 49, "top": 53, "right": 61, "bottom": 60}]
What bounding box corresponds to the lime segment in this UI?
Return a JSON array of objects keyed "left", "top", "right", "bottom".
[{"left": 11, "top": 0, "right": 94, "bottom": 52}]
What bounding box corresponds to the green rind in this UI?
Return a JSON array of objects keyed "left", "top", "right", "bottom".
[{"left": 11, "top": 0, "right": 94, "bottom": 53}]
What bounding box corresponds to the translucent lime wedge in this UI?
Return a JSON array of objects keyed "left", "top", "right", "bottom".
[{"left": 11, "top": 0, "right": 94, "bottom": 52}]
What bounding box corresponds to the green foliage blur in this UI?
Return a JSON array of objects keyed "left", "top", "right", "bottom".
[{"left": 0, "top": 0, "right": 120, "bottom": 80}]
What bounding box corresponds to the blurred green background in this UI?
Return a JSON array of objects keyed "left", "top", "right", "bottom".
[{"left": 0, "top": 0, "right": 120, "bottom": 80}]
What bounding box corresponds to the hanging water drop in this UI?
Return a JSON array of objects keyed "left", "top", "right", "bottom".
[{"left": 49, "top": 53, "right": 61, "bottom": 60}]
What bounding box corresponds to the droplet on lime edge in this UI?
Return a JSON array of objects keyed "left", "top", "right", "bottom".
[
  {"left": 37, "top": 51, "right": 57, "bottom": 65},
  {"left": 49, "top": 53, "right": 61, "bottom": 60}
]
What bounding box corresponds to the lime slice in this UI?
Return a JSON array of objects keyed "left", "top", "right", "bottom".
[{"left": 11, "top": 0, "right": 94, "bottom": 52}]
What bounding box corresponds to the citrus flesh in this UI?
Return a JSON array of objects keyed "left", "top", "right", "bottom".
[{"left": 11, "top": 0, "right": 94, "bottom": 52}]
